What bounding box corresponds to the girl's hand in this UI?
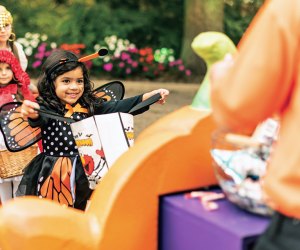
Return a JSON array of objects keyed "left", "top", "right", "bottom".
[
  {"left": 29, "top": 84, "right": 39, "bottom": 99},
  {"left": 21, "top": 100, "right": 40, "bottom": 120},
  {"left": 143, "top": 88, "right": 170, "bottom": 105}
]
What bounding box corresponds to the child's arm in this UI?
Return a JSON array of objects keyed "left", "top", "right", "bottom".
[
  {"left": 21, "top": 100, "right": 40, "bottom": 120},
  {"left": 142, "top": 89, "right": 169, "bottom": 104}
]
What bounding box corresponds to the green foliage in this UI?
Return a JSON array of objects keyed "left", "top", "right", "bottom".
[
  {"left": 224, "top": 0, "right": 264, "bottom": 44},
  {"left": 4, "top": 0, "right": 184, "bottom": 57},
  {"left": 1, "top": 0, "right": 264, "bottom": 81}
]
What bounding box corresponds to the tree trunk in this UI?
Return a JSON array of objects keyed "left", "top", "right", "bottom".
[{"left": 181, "top": 0, "right": 224, "bottom": 81}]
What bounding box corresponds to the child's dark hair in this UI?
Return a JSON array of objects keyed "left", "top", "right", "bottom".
[{"left": 37, "top": 49, "right": 101, "bottom": 115}]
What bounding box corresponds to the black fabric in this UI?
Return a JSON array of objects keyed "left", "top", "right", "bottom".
[
  {"left": 129, "top": 93, "right": 161, "bottom": 115},
  {"left": 17, "top": 95, "right": 148, "bottom": 211},
  {"left": 254, "top": 212, "right": 300, "bottom": 250},
  {"left": 95, "top": 95, "right": 149, "bottom": 116}
]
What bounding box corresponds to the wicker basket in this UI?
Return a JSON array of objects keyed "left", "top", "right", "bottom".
[{"left": 0, "top": 145, "right": 38, "bottom": 179}]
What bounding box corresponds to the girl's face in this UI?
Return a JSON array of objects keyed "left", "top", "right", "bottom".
[
  {"left": 0, "top": 23, "right": 11, "bottom": 44},
  {"left": 54, "top": 66, "right": 84, "bottom": 105},
  {"left": 0, "top": 62, "right": 13, "bottom": 86}
]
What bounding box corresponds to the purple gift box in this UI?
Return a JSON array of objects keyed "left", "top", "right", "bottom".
[{"left": 159, "top": 189, "right": 270, "bottom": 250}]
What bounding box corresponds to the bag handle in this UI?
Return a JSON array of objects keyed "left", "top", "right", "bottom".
[
  {"left": 129, "top": 93, "right": 162, "bottom": 115},
  {"left": 34, "top": 108, "right": 76, "bottom": 123},
  {"left": 36, "top": 93, "right": 162, "bottom": 122}
]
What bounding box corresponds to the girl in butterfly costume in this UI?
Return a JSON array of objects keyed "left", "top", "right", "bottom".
[
  {"left": 0, "top": 50, "right": 36, "bottom": 204},
  {"left": 20, "top": 49, "right": 169, "bottom": 210}
]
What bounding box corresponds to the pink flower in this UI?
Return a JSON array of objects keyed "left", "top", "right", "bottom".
[
  {"left": 126, "top": 68, "right": 131, "bottom": 74},
  {"left": 45, "top": 51, "right": 52, "bottom": 56},
  {"left": 178, "top": 65, "right": 185, "bottom": 71},
  {"left": 131, "top": 61, "right": 138, "bottom": 68},
  {"left": 128, "top": 48, "right": 138, "bottom": 53},
  {"left": 34, "top": 52, "right": 44, "bottom": 60},
  {"left": 169, "top": 61, "right": 175, "bottom": 67},
  {"left": 175, "top": 59, "right": 183, "bottom": 65},
  {"left": 185, "top": 69, "right": 191, "bottom": 76},
  {"left": 32, "top": 60, "right": 42, "bottom": 68},
  {"left": 103, "top": 63, "right": 113, "bottom": 72},
  {"left": 121, "top": 52, "right": 130, "bottom": 61},
  {"left": 119, "top": 62, "right": 125, "bottom": 68},
  {"left": 38, "top": 43, "right": 47, "bottom": 52}
]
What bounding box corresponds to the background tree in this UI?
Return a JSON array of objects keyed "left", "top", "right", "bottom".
[{"left": 181, "top": 0, "right": 224, "bottom": 81}]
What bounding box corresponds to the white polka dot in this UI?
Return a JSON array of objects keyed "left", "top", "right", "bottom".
[
  {"left": 47, "top": 136, "right": 50, "bottom": 140},
  {"left": 51, "top": 142, "right": 54, "bottom": 145},
  {"left": 68, "top": 131, "right": 72, "bottom": 135},
  {"left": 51, "top": 132, "right": 54, "bottom": 135},
  {"left": 55, "top": 147, "right": 58, "bottom": 151},
  {"left": 55, "top": 137, "right": 58, "bottom": 141},
  {"left": 43, "top": 131, "right": 47, "bottom": 134},
  {"left": 59, "top": 142, "right": 63, "bottom": 146},
  {"left": 59, "top": 132, "right": 63, "bottom": 136},
  {"left": 50, "top": 152, "right": 53, "bottom": 155},
  {"left": 77, "top": 115, "right": 80, "bottom": 119},
  {"left": 55, "top": 127, "right": 59, "bottom": 131},
  {"left": 48, "top": 127, "right": 51, "bottom": 130},
  {"left": 70, "top": 151, "right": 73, "bottom": 155},
  {"left": 52, "top": 122, "right": 56, "bottom": 126},
  {"left": 47, "top": 146, "right": 50, "bottom": 149},
  {"left": 64, "top": 137, "right": 68, "bottom": 140},
  {"left": 65, "top": 147, "right": 68, "bottom": 150},
  {"left": 59, "top": 122, "right": 62, "bottom": 126},
  {"left": 63, "top": 127, "right": 66, "bottom": 130},
  {"left": 60, "top": 152, "right": 63, "bottom": 156},
  {"left": 69, "top": 141, "right": 73, "bottom": 145}
]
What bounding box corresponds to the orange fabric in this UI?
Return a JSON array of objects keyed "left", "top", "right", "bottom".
[
  {"left": 39, "top": 157, "right": 73, "bottom": 206},
  {"left": 211, "top": 0, "right": 300, "bottom": 218},
  {"left": 64, "top": 103, "right": 88, "bottom": 117}
]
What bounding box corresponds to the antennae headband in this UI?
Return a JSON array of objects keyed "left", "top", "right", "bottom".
[
  {"left": 78, "top": 48, "right": 108, "bottom": 62},
  {"left": 46, "top": 48, "right": 109, "bottom": 80},
  {"left": 46, "top": 58, "right": 79, "bottom": 80}
]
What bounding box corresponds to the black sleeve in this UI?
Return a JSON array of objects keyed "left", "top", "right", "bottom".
[
  {"left": 28, "top": 105, "right": 49, "bottom": 128},
  {"left": 94, "top": 94, "right": 149, "bottom": 115}
]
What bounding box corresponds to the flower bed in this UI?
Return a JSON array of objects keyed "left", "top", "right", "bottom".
[{"left": 17, "top": 33, "right": 192, "bottom": 81}]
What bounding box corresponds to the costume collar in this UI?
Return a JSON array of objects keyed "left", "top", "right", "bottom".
[{"left": 64, "top": 103, "right": 88, "bottom": 118}]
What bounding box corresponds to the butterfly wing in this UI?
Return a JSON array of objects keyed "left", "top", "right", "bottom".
[
  {"left": 0, "top": 102, "right": 41, "bottom": 152},
  {"left": 93, "top": 80, "right": 125, "bottom": 101}
]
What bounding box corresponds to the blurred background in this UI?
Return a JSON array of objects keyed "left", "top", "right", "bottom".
[{"left": 4, "top": 0, "right": 263, "bottom": 83}]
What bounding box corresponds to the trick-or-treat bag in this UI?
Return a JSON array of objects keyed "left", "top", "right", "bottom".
[
  {"left": 71, "top": 113, "right": 134, "bottom": 189},
  {"left": 211, "top": 118, "right": 280, "bottom": 216},
  {"left": 71, "top": 93, "right": 162, "bottom": 189}
]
